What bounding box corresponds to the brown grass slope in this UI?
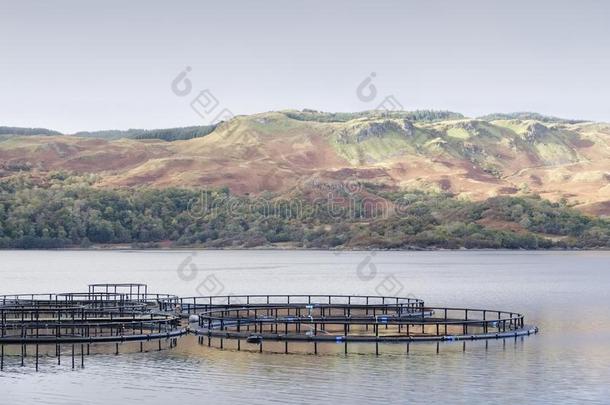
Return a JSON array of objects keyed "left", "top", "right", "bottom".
[{"left": 0, "top": 111, "right": 608, "bottom": 215}]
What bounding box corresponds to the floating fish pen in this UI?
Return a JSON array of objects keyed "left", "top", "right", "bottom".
[
  {"left": 180, "top": 294, "right": 539, "bottom": 355},
  {"left": 0, "top": 284, "right": 186, "bottom": 370},
  {"left": 1, "top": 286, "right": 539, "bottom": 369}
]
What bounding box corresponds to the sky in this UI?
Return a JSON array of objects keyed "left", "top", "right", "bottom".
[{"left": 1, "top": 0, "right": 609, "bottom": 133}]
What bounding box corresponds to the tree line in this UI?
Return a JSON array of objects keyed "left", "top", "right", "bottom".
[{"left": 0, "top": 173, "right": 608, "bottom": 249}]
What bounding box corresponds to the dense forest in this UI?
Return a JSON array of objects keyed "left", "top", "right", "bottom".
[
  {"left": 476, "top": 112, "right": 586, "bottom": 124},
  {"left": 1, "top": 125, "right": 219, "bottom": 142},
  {"left": 283, "top": 109, "right": 465, "bottom": 123},
  {"left": 0, "top": 173, "right": 608, "bottom": 249},
  {"left": 74, "top": 125, "right": 218, "bottom": 141},
  {"left": 0, "top": 126, "right": 62, "bottom": 136}
]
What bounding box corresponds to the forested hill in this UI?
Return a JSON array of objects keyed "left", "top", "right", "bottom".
[
  {"left": 0, "top": 126, "right": 62, "bottom": 136},
  {"left": 73, "top": 125, "right": 217, "bottom": 141},
  {"left": 0, "top": 110, "right": 609, "bottom": 249},
  {"left": 1, "top": 110, "right": 608, "bottom": 215},
  {"left": 0, "top": 173, "right": 608, "bottom": 249},
  {"left": 0, "top": 125, "right": 217, "bottom": 141}
]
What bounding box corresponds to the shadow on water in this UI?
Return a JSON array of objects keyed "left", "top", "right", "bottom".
[{"left": 0, "top": 250, "right": 609, "bottom": 403}]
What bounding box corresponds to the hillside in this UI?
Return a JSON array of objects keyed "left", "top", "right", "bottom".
[
  {"left": 73, "top": 125, "right": 217, "bottom": 141},
  {"left": 1, "top": 173, "right": 608, "bottom": 249},
  {"left": 1, "top": 110, "right": 608, "bottom": 215},
  {"left": 0, "top": 126, "right": 62, "bottom": 137}
]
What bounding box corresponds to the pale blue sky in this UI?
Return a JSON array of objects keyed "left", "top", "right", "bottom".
[{"left": 1, "top": 0, "right": 609, "bottom": 132}]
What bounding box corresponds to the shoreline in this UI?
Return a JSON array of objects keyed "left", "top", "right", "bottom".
[{"left": 1, "top": 245, "right": 609, "bottom": 252}]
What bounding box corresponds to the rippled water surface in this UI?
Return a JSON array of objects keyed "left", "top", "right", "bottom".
[{"left": 1, "top": 250, "right": 609, "bottom": 404}]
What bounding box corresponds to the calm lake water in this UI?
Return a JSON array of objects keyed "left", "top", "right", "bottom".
[{"left": 0, "top": 250, "right": 609, "bottom": 404}]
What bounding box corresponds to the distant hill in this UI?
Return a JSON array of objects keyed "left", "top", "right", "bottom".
[
  {"left": 0, "top": 126, "right": 62, "bottom": 136},
  {"left": 478, "top": 112, "right": 587, "bottom": 124},
  {"left": 1, "top": 110, "right": 608, "bottom": 216},
  {"left": 284, "top": 109, "right": 464, "bottom": 123},
  {"left": 0, "top": 125, "right": 218, "bottom": 142},
  {"left": 74, "top": 125, "right": 217, "bottom": 141}
]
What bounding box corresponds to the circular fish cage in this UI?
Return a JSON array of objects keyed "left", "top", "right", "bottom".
[
  {"left": 0, "top": 284, "right": 186, "bottom": 370},
  {"left": 170, "top": 294, "right": 425, "bottom": 315},
  {"left": 0, "top": 287, "right": 539, "bottom": 368},
  {"left": 184, "top": 294, "right": 538, "bottom": 355}
]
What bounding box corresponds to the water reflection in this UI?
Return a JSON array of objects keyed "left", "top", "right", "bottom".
[{"left": 1, "top": 250, "right": 609, "bottom": 403}]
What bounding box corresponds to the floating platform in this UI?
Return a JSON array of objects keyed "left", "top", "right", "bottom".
[
  {"left": 1, "top": 285, "right": 539, "bottom": 369},
  {"left": 0, "top": 284, "right": 186, "bottom": 370},
  {"left": 184, "top": 295, "right": 538, "bottom": 347}
]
